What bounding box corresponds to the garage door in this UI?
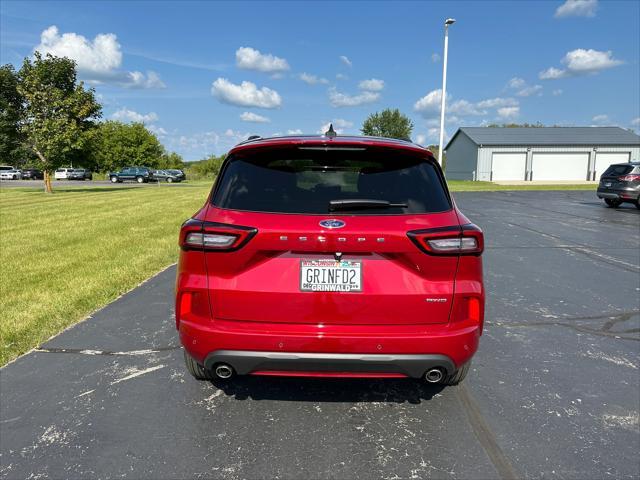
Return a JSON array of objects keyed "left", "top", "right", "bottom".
[
  {"left": 531, "top": 153, "right": 589, "bottom": 181},
  {"left": 491, "top": 153, "right": 526, "bottom": 181},
  {"left": 594, "top": 152, "right": 630, "bottom": 180}
]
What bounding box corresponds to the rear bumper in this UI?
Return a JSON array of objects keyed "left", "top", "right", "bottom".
[
  {"left": 597, "top": 188, "right": 640, "bottom": 201},
  {"left": 204, "top": 350, "right": 455, "bottom": 378},
  {"left": 179, "top": 317, "right": 480, "bottom": 376}
]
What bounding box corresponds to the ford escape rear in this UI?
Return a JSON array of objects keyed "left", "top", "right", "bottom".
[{"left": 176, "top": 133, "right": 484, "bottom": 385}]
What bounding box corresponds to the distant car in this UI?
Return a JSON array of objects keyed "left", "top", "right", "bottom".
[
  {"left": 597, "top": 162, "right": 640, "bottom": 209},
  {"left": 21, "top": 168, "right": 44, "bottom": 180},
  {"left": 68, "top": 168, "right": 93, "bottom": 181},
  {"left": 109, "top": 167, "right": 152, "bottom": 183},
  {"left": 166, "top": 169, "right": 186, "bottom": 181},
  {"left": 54, "top": 168, "right": 75, "bottom": 180},
  {"left": 0, "top": 168, "right": 22, "bottom": 180},
  {"left": 151, "top": 170, "right": 182, "bottom": 183}
]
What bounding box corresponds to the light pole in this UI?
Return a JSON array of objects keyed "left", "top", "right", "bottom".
[{"left": 438, "top": 18, "right": 456, "bottom": 166}]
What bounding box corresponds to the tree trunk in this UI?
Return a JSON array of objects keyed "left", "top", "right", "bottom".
[
  {"left": 32, "top": 147, "right": 52, "bottom": 194},
  {"left": 43, "top": 170, "right": 53, "bottom": 194}
]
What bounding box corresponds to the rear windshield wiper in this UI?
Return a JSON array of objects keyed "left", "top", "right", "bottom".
[{"left": 328, "top": 199, "right": 408, "bottom": 211}]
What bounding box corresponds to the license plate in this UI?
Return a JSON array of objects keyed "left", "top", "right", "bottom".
[
  {"left": 300, "top": 259, "right": 362, "bottom": 292},
  {"left": 604, "top": 182, "right": 612, "bottom": 187}
]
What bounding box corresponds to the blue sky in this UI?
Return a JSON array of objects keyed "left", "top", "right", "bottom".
[{"left": 1, "top": 0, "right": 639, "bottom": 160}]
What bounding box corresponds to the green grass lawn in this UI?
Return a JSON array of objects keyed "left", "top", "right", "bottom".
[
  {"left": 0, "top": 183, "right": 212, "bottom": 365},
  {"left": 0, "top": 179, "right": 596, "bottom": 365}
]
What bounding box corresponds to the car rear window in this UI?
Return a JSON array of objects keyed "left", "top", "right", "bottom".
[
  {"left": 603, "top": 164, "right": 633, "bottom": 176},
  {"left": 212, "top": 147, "right": 451, "bottom": 214}
]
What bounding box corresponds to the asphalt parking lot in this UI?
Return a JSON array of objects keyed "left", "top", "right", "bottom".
[{"left": 1, "top": 190, "right": 638, "bottom": 480}]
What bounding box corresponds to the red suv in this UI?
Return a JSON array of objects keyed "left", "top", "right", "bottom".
[{"left": 176, "top": 134, "right": 484, "bottom": 385}]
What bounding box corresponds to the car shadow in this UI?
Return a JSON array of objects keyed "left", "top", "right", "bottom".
[{"left": 209, "top": 376, "right": 446, "bottom": 404}]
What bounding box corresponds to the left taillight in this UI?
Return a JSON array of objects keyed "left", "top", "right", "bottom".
[
  {"left": 407, "top": 224, "right": 484, "bottom": 255},
  {"left": 179, "top": 219, "right": 257, "bottom": 252}
]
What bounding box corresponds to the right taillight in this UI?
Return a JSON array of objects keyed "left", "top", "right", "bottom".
[
  {"left": 618, "top": 174, "right": 640, "bottom": 182},
  {"left": 407, "top": 224, "right": 484, "bottom": 255},
  {"left": 179, "top": 219, "right": 257, "bottom": 252}
]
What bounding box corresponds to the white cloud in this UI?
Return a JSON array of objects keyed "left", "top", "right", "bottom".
[
  {"left": 517, "top": 85, "right": 543, "bottom": 97},
  {"left": 35, "top": 25, "right": 164, "bottom": 89},
  {"left": 415, "top": 89, "right": 521, "bottom": 121},
  {"left": 299, "top": 72, "right": 329, "bottom": 85},
  {"left": 414, "top": 89, "right": 446, "bottom": 114},
  {"left": 631, "top": 117, "right": 640, "bottom": 127},
  {"left": 358, "top": 78, "right": 385, "bottom": 92},
  {"left": 449, "top": 99, "right": 485, "bottom": 116},
  {"left": 497, "top": 106, "right": 520, "bottom": 119},
  {"left": 539, "top": 48, "right": 623, "bottom": 79},
  {"left": 591, "top": 114, "right": 610, "bottom": 124},
  {"left": 329, "top": 88, "right": 380, "bottom": 107},
  {"left": 287, "top": 129, "right": 303, "bottom": 135},
  {"left": 431, "top": 53, "right": 440, "bottom": 63},
  {"left": 539, "top": 67, "right": 567, "bottom": 80},
  {"left": 240, "top": 111, "right": 270, "bottom": 123},
  {"left": 235, "top": 47, "right": 289, "bottom": 73},
  {"left": 334, "top": 118, "right": 354, "bottom": 128},
  {"left": 555, "top": 0, "right": 598, "bottom": 18},
  {"left": 37, "top": 25, "right": 120, "bottom": 73},
  {"left": 506, "top": 77, "right": 543, "bottom": 97},
  {"left": 211, "top": 78, "right": 282, "bottom": 109},
  {"left": 339, "top": 55, "right": 352, "bottom": 67},
  {"left": 111, "top": 108, "right": 158, "bottom": 123},
  {"left": 564, "top": 48, "right": 623, "bottom": 73},
  {"left": 336, "top": 73, "right": 348, "bottom": 80},
  {"left": 507, "top": 77, "right": 526, "bottom": 89},
  {"left": 125, "top": 71, "right": 165, "bottom": 89},
  {"left": 148, "top": 125, "right": 167, "bottom": 137},
  {"left": 415, "top": 134, "right": 427, "bottom": 145},
  {"left": 552, "top": 89, "right": 563, "bottom": 96}
]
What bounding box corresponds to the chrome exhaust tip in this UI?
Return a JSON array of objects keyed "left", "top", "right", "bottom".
[
  {"left": 214, "top": 364, "right": 234, "bottom": 379},
  {"left": 425, "top": 368, "right": 444, "bottom": 383}
]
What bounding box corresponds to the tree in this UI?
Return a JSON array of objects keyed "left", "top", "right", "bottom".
[
  {"left": 158, "top": 151, "right": 185, "bottom": 170},
  {"left": 85, "top": 121, "right": 165, "bottom": 172},
  {"left": 185, "top": 154, "right": 225, "bottom": 179},
  {"left": 361, "top": 108, "right": 413, "bottom": 140},
  {"left": 0, "top": 65, "right": 25, "bottom": 165},
  {"left": 17, "top": 52, "right": 101, "bottom": 192}
]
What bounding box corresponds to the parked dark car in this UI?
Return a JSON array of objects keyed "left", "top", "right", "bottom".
[
  {"left": 597, "top": 162, "right": 640, "bottom": 209},
  {"left": 109, "top": 167, "right": 152, "bottom": 183},
  {"left": 151, "top": 170, "right": 183, "bottom": 183},
  {"left": 68, "top": 168, "right": 93, "bottom": 181},
  {"left": 21, "top": 169, "right": 44, "bottom": 180},
  {"left": 166, "top": 169, "right": 186, "bottom": 181}
]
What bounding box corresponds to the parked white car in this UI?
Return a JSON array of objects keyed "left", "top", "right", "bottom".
[
  {"left": 54, "top": 168, "right": 74, "bottom": 180},
  {"left": 0, "top": 166, "right": 22, "bottom": 180}
]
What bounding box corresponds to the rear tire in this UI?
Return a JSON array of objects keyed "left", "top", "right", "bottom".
[
  {"left": 110, "top": 176, "right": 118, "bottom": 183},
  {"left": 167, "top": 177, "right": 173, "bottom": 183},
  {"left": 184, "top": 350, "right": 214, "bottom": 380},
  {"left": 443, "top": 362, "right": 471, "bottom": 386},
  {"left": 604, "top": 198, "right": 622, "bottom": 208},
  {"left": 136, "top": 176, "right": 144, "bottom": 183}
]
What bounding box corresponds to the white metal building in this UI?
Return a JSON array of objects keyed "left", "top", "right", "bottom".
[{"left": 444, "top": 127, "right": 640, "bottom": 181}]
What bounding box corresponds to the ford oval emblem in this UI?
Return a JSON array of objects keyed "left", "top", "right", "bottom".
[{"left": 319, "top": 219, "right": 345, "bottom": 229}]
